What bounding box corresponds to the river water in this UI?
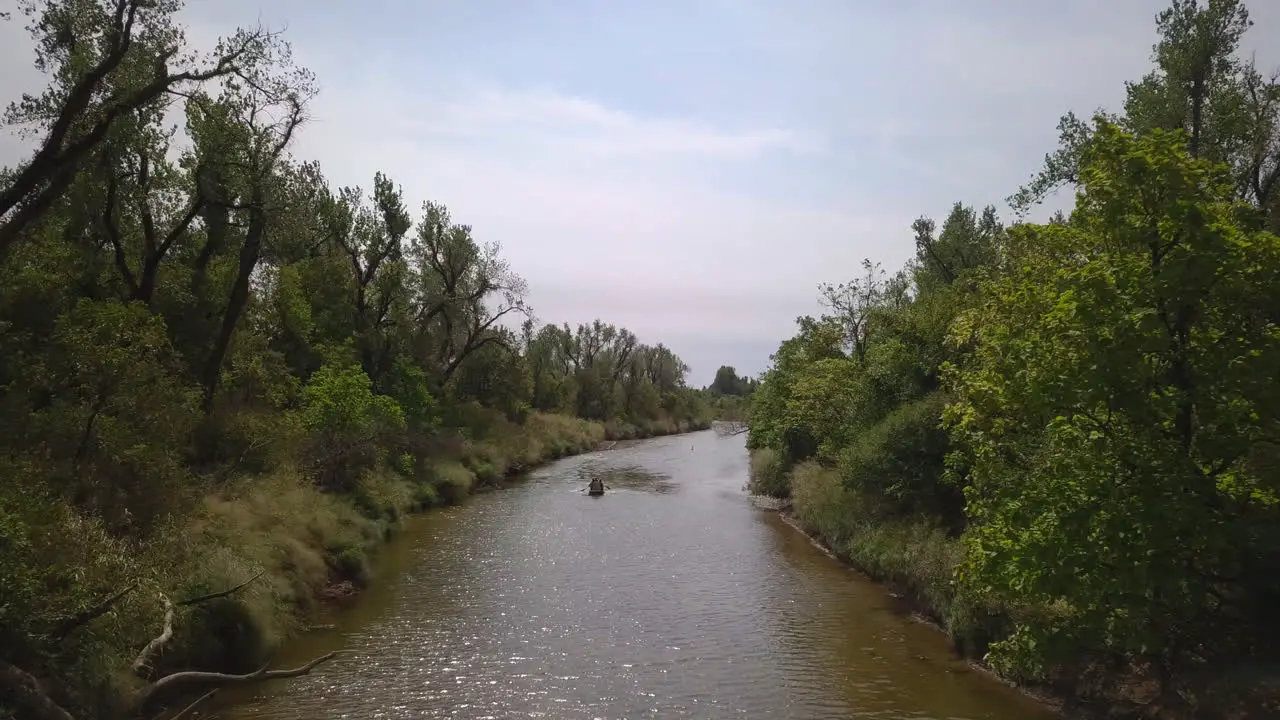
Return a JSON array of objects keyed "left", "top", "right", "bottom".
[{"left": 215, "top": 430, "right": 1056, "bottom": 720}]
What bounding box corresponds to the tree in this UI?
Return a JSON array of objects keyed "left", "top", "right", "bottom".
[
  {"left": 1009, "top": 0, "right": 1280, "bottom": 229},
  {"left": 946, "top": 122, "right": 1280, "bottom": 687},
  {"left": 0, "top": 0, "right": 284, "bottom": 253},
  {"left": 910, "top": 203, "right": 1003, "bottom": 293},
  {"left": 0, "top": 1, "right": 718, "bottom": 715},
  {"left": 710, "top": 365, "right": 746, "bottom": 395},
  {"left": 408, "top": 201, "right": 529, "bottom": 385},
  {"left": 300, "top": 360, "right": 404, "bottom": 492},
  {"left": 327, "top": 172, "right": 412, "bottom": 382},
  {"left": 818, "top": 259, "right": 887, "bottom": 362},
  {"left": 746, "top": 315, "right": 844, "bottom": 457},
  {"left": 193, "top": 42, "right": 316, "bottom": 410}
]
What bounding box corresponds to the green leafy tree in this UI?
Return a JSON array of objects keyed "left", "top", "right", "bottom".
[
  {"left": 747, "top": 315, "right": 844, "bottom": 456},
  {"left": 300, "top": 361, "right": 405, "bottom": 492},
  {"left": 1010, "top": 0, "right": 1279, "bottom": 230},
  {"left": 710, "top": 365, "right": 755, "bottom": 396},
  {"left": 27, "top": 299, "right": 199, "bottom": 534},
  {"left": 946, "top": 122, "right": 1280, "bottom": 683}
]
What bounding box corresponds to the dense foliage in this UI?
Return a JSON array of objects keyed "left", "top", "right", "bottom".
[
  {"left": 708, "top": 365, "right": 758, "bottom": 397},
  {"left": 0, "top": 2, "right": 714, "bottom": 718},
  {"left": 748, "top": 1, "right": 1280, "bottom": 716},
  {"left": 703, "top": 364, "right": 755, "bottom": 425}
]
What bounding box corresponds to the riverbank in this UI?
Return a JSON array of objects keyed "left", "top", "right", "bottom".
[
  {"left": 20, "top": 413, "right": 706, "bottom": 719},
  {"left": 766, "top": 458, "right": 1279, "bottom": 720},
  {"left": 210, "top": 425, "right": 1057, "bottom": 720},
  {"left": 771, "top": 508, "right": 1077, "bottom": 719},
  {"left": 222, "top": 413, "right": 710, "bottom": 603},
  {"left": 194, "top": 412, "right": 711, "bottom": 641}
]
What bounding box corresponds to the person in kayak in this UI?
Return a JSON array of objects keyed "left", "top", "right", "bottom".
[{"left": 587, "top": 476, "right": 605, "bottom": 494}]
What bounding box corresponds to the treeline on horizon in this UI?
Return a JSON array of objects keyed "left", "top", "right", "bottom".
[
  {"left": 0, "top": 2, "right": 731, "bottom": 718},
  {"left": 746, "top": 1, "right": 1279, "bottom": 717},
  {"left": 703, "top": 365, "right": 757, "bottom": 423}
]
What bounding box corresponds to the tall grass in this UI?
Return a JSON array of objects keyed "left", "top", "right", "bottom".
[
  {"left": 746, "top": 447, "right": 789, "bottom": 497},
  {"left": 785, "top": 461, "right": 1005, "bottom": 654},
  {"left": 14, "top": 410, "right": 696, "bottom": 718}
]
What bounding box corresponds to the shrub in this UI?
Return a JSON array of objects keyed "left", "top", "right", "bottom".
[
  {"left": 746, "top": 447, "right": 789, "bottom": 498},
  {"left": 429, "top": 461, "right": 476, "bottom": 504},
  {"left": 837, "top": 391, "right": 964, "bottom": 528},
  {"left": 299, "top": 361, "right": 405, "bottom": 492}
]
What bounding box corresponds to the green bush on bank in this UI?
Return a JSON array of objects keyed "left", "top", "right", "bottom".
[{"left": 746, "top": 447, "right": 789, "bottom": 498}]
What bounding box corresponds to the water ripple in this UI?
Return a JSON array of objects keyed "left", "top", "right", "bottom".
[{"left": 215, "top": 431, "right": 1054, "bottom": 720}]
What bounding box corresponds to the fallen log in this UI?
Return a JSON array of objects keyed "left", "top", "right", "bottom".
[{"left": 1, "top": 571, "right": 333, "bottom": 720}]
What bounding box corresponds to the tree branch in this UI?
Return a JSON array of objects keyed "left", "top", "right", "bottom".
[
  {"left": 132, "top": 593, "right": 175, "bottom": 677},
  {"left": 134, "top": 652, "right": 338, "bottom": 712},
  {"left": 266, "top": 94, "right": 306, "bottom": 164},
  {"left": 137, "top": 152, "right": 158, "bottom": 254},
  {"left": 0, "top": 0, "right": 141, "bottom": 219},
  {"left": 158, "top": 195, "right": 204, "bottom": 258},
  {"left": 0, "top": 571, "right": 334, "bottom": 720},
  {"left": 715, "top": 421, "right": 750, "bottom": 437},
  {"left": 49, "top": 582, "right": 139, "bottom": 642},
  {"left": 0, "top": 25, "right": 274, "bottom": 255},
  {"left": 0, "top": 660, "right": 76, "bottom": 720},
  {"left": 439, "top": 303, "right": 524, "bottom": 383},
  {"left": 101, "top": 169, "right": 139, "bottom": 295},
  {"left": 176, "top": 571, "right": 263, "bottom": 606}
]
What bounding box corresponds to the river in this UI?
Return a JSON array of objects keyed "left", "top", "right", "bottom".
[{"left": 215, "top": 429, "right": 1057, "bottom": 720}]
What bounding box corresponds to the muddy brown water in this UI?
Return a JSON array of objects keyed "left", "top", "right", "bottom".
[{"left": 213, "top": 430, "right": 1056, "bottom": 719}]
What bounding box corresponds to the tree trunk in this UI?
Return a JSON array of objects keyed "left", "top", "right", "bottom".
[{"left": 201, "top": 192, "right": 266, "bottom": 411}]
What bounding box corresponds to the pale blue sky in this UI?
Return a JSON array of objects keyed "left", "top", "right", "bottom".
[{"left": 3, "top": 1, "right": 1278, "bottom": 386}]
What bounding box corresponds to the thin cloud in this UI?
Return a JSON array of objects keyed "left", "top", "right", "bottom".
[{"left": 334, "top": 83, "right": 814, "bottom": 160}]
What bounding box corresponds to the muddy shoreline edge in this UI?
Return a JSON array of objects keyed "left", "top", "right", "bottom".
[{"left": 769, "top": 506, "right": 1106, "bottom": 720}]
